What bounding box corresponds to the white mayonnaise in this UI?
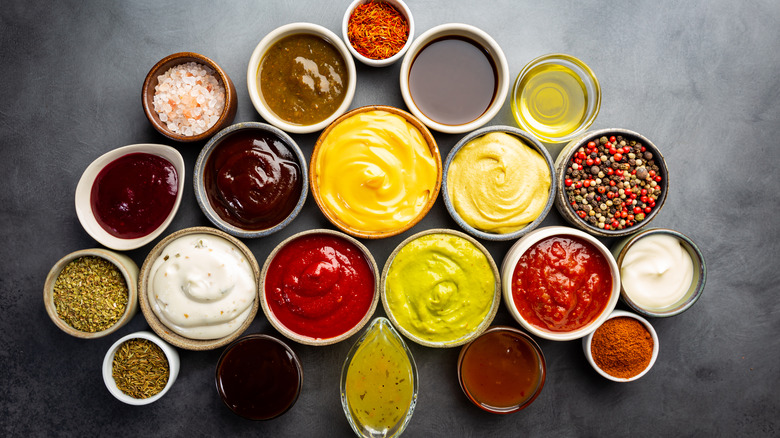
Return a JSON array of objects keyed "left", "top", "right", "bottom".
[
  {"left": 148, "top": 233, "right": 256, "bottom": 339},
  {"left": 620, "top": 234, "right": 694, "bottom": 310}
]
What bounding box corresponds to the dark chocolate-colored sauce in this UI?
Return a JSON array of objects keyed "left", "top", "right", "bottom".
[
  {"left": 204, "top": 129, "right": 302, "bottom": 230},
  {"left": 90, "top": 152, "right": 178, "bottom": 239},
  {"left": 216, "top": 335, "right": 302, "bottom": 420},
  {"left": 408, "top": 36, "right": 497, "bottom": 126}
]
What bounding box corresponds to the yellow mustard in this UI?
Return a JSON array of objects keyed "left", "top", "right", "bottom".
[
  {"left": 385, "top": 233, "right": 495, "bottom": 344},
  {"left": 447, "top": 132, "right": 551, "bottom": 234},
  {"left": 314, "top": 110, "right": 438, "bottom": 234}
]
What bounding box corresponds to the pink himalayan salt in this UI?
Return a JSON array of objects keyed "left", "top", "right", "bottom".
[{"left": 153, "top": 62, "right": 225, "bottom": 136}]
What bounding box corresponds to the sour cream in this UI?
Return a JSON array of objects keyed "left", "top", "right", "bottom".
[
  {"left": 620, "top": 234, "right": 694, "bottom": 310},
  {"left": 148, "top": 233, "right": 256, "bottom": 339}
]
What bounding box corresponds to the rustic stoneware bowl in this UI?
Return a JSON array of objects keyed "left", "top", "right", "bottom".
[
  {"left": 582, "top": 309, "right": 659, "bottom": 382},
  {"left": 138, "top": 227, "right": 260, "bottom": 351},
  {"left": 193, "top": 122, "right": 308, "bottom": 239},
  {"left": 247, "top": 22, "right": 357, "bottom": 134},
  {"left": 142, "top": 52, "right": 238, "bottom": 142},
  {"left": 399, "top": 23, "right": 509, "bottom": 134},
  {"left": 260, "top": 229, "right": 380, "bottom": 346},
  {"left": 553, "top": 128, "right": 669, "bottom": 238},
  {"left": 342, "top": 0, "right": 415, "bottom": 67},
  {"left": 381, "top": 228, "right": 501, "bottom": 348},
  {"left": 442, "top": 125, "right": 556, "bottom": 241},
  {"left": 75, "top": 143, "right": 185, "bottom": 251},
  {"left": 102, "top": 331, "right": 180, "bottom": 405},
  {"left": 310, "top": 105, "right": 441, "bottom": 239},
  {"left": 611, "top": 228, "right": 706, "bottom": 318},
  {"left": 501, "top": 226, "right": 620, "bottom": 341}
]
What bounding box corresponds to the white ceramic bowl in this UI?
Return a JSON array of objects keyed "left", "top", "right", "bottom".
[
  {"left": 102, "top": 331, "right": 180, "bottom": 405},
  {"left": 342, "top": 0, "right": 415, "bottom": 67},
  {"left": 247, "top": 22, "right": 357, "bottom": 134},
  {"left": 582, "top": 309, "right": 659, "bottom": 382},
  {"left": 501, "top": 226, "right": 620, "bottom": 341},
  {"left": 75, "top": 144, "right": 185, "bottom": 251},
  {"left": 399, "top": 23, "right": 509, "bottom": 134}
]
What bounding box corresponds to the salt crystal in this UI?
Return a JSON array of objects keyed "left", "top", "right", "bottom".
[{"left": 152, "top": 61, "right": 226, "bottom": 136}]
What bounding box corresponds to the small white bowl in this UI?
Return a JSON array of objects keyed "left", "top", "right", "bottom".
[
  {"left": 342, "top": 0, "right": 415, "bottom": 67},
  {"left": 399, "top": 23, "right": 509, "bottom": 134},
  {"left": 247, "top": 22, "right": 357, "bottom": 134},
  {"left": 582, "top": 309, "right": 659, "bottom": 382},
  {"left": 102, "top": 331, "right": 180, "bottom": 405},
  {"left": 75, "top": 144, "right": 185, "bottom": 251},
  {"left": 501, "top": 226, "right": 620, "bottom": 341}
]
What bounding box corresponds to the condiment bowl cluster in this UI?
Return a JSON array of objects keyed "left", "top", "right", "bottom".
[
  {"left": 74, "top": 143, "right": 185, "bottom": 251},
  {"left": 142, "top": 52, "right": 238, "bottom": 142},
  {"left": 247, "top": 22, "right": 357, "bottom": 134},
  {"left": 442, "top": 125, "right": 556, "bottom": 241},
  {"left": 582, "top": 309, "right": 659, "bottom": 382},
  {"left": 501, "top": 226, "right": 620, "bottom": 341},
  {"left": 342, "top": 0, "right": 414, "bottom": 67},
  {"left": 102, "top": 331, "right": 180, "bottom": 405},
  {"left": 44, "top": 248, "right": 139, "bottom": 339},
  {"left": 611, "top": 228, "right": 706, "bottom": 317}
]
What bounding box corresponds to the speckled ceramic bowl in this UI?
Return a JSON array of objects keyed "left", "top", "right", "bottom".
[
  {"left": 193, "top": 122, "right": 308, "bottom": 239},
  {"left": 142, "top": 52, "right": 237, "bottom": 142},
  {"left": 342, "top": 0, "right": 415, "bottom": 67},
  {"left": 443, "top": 125, "right": 556, "bottom": 241}
]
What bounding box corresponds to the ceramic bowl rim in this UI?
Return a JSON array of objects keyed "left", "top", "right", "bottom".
[{"left": 341, "top": 0, "right": 415, "bottom": 67}]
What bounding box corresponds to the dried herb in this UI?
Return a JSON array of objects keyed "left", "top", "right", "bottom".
[
  {"left": 347, "top": 0, "right": 409, "bottom": 60},
  {"left": 112, "top": 338, "right": 170, "bottom": 399},
  {"left": 52, "top": 256, "right": 128, "bottom": 332}
]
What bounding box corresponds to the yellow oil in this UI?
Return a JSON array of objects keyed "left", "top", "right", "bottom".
[{"left": 514, "top": 64, "right": 588, "bottom": 140}]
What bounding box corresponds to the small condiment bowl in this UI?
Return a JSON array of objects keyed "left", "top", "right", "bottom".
[
  {"left": 193, "top": 122, "right": 308, "bottom": 239},
  {"left": 310, "top": 105, "right": 441, "bottom": 239},
  {"left": 611, "top": 228, "right": 706, "bottom": 317},
  {"left": 510, "top": 53, "right": 601, "bottom": 144},
  {"left": 260, "top": 229, "right": 380, "bottom": 346},
  {"left": 458, "top": 326, "right": 546, "bottom": 413},
  {"left": 443, "top": 125, "right": 556, "bottom": 241},
  {"left": 553, "top": 128, "right": 669, "bottom": 238},
  {"left": 138, "top": 227, "right": 260, "bottom": 351},
  {"left": 382, "top": 228, "right": 501, "bottom": 348},
  {"left": 399, "top": 23, "right": 510, "bottom": 134},
  {"left": 247, "top": 22, "right": 357, "bottom": 134},
  {"left": 582, "top": 309, "right": 659, "bottom": 382},
  {"left": 501, "top": 226, "right": 620, "bottom": 341},
  {"left": 102, "top": 331, "right": 180, "bottom": 405},
  {"left": 342, "top": 0, "right": 415, "bottom": 67},
  {"left": 44, "top": 248, "right": 139, "bottom": 339},
  {"left": 142, "top": 52, "right": 238, "bottom": 142},
  {"left": 75, "top": 144, "right": 185, "bottom": 251}
]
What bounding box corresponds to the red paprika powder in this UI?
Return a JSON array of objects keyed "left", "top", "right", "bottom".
[{"left": 590, "top": 316, "right": 654, "bottom": 379}]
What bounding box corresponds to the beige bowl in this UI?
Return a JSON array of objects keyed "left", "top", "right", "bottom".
[
  {"left": 44, "top": 248, "right": 139, "bottom": 339},
  {"left": 260, "top": 229, "right": 379, "bottom": 346},
  {"left": 381, "top": 228, "right": 501, "bottom": 347},
  {"left": 310, "top": 105, "right": 442, "bottom": 239},
  {"left": 138, "top": 227, "right": 260, "bottom": 350}
]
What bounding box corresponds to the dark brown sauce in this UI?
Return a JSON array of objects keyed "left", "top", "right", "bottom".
[
  {"left": 408, "top": 36, "right": 497, "bottom": 126},
  {"left": 215, "top": 335, "right": 302, "bottom": 420}
]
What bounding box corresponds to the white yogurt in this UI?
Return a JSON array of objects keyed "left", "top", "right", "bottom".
[
  {"left": 148, "top": 233, "right": 255, "bottom": 339},
  {"left": 620, "top": 234, "right": 694, "bottom": 310}
]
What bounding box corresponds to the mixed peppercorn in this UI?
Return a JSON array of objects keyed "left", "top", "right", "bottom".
[{"left": 564, "top": 135, "right": 663, "bottom": 231}]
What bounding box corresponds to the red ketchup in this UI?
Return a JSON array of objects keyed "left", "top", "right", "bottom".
[
  {"left": 265, "top": 234, "right": 375, "bottom": 339},
  {"left": 511, "top": 235, "right": 612, "bottom": 332},
  {"left": 204, "top": 129, "right": 302, "bottom": 231},
  {"left": 90, "top": 152, "right": 178, "bottom": 239}
]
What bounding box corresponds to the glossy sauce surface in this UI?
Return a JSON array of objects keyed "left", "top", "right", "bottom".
[
  {"left": 265, "top": 234, "right": 375, "bottom": 339},
  {"left": 91, "top": 152, "right": 178, "bottom": 239},
  {"left": 204, "top": 129, "right": 302, "bottom": 231},
  {"left": 512, "top": 235, "right": 612, "bottom": 332}
]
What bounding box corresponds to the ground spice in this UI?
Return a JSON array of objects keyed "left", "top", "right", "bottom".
[
  {"left": 52, "top": 256, "right": 128, "bottom": 332},
  {"left": 590, "top": 316, "right": 654, "bottom": 379},
  {"left": 347, "top": 0, "right": 409, "bottom": 60},
  {"left": 112, "top": 338, "right": 170, "bottom": 399}
]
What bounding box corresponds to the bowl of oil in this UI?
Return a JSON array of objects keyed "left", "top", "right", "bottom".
[{"left": 511, "top": 53, "right": 601, "bottom": 144}]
